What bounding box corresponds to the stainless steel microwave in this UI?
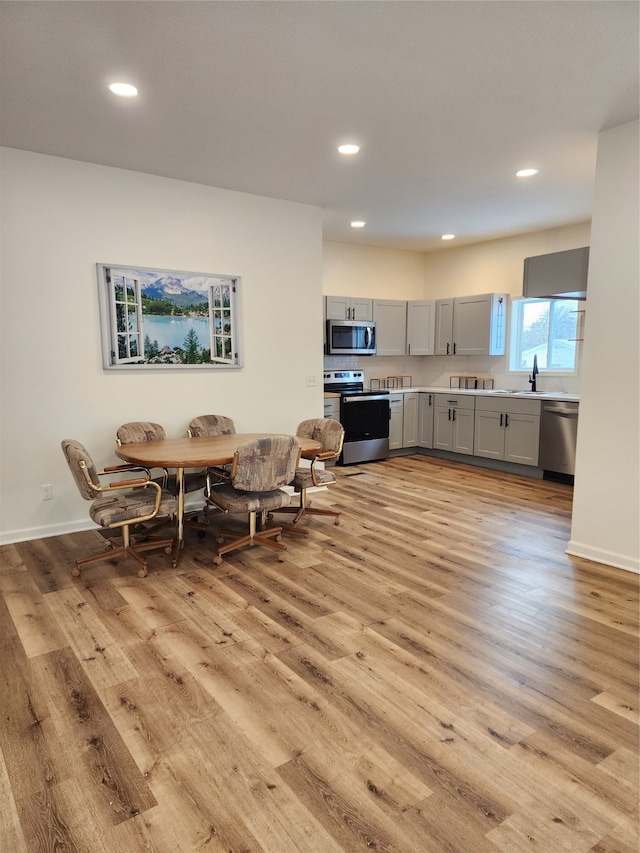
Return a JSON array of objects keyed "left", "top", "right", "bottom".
[{"left": 326, "top": 319, "right": 377, "bottom": 355}]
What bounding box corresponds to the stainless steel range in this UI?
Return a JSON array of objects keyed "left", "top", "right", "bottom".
[{"left": 324, "top": 370, "right": 390, "bottom": 465}]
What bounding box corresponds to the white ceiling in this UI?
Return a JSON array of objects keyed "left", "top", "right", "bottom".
[{"left": 1, "top": 1, "right": 638, "bottom": 252}]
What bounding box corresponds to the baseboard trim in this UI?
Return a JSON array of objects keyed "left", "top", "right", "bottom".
[
  {"left": 0, "top": 519, "right": 96, "bottom": 546},
  {"left": 566, "top": 540, "right": 639, "bottom": 574}
]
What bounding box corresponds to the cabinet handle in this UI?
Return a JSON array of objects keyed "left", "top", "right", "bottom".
[
  {"left": 448, "top": 408, "right": 452, "bottom": 421},
  {"left": 505, "top": 414, "right": 509, "bottom": 428},
  {"left": 453, "top": 342, "right": 457, "bottom": 354},
  {"left": 500, "top": 413, "right": 503, "bottom": 427},
  {"left": 429, "top": 394, "right": 432, "bottom": 405},
  {"left": 446, "top": 343, "right": 450, "bottom": 355},
  {"left": 452, "top": 409, "right": 456, "bottom": 422}
]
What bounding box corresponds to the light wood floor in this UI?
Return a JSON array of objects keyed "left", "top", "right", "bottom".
[{"left": 1, "top": 455, "right": 638, "bottom": 853}]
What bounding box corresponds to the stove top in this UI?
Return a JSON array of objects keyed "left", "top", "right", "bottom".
[{"left": 323, "top": 370, "right": 389, "bottom": 397}]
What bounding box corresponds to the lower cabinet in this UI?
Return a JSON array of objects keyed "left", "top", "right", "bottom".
[
  {"left": 474, "top": 396, "right": 541, "bottom": 466},
  {"left": 389, "top": 394, "right": 404, "bottom": 450},
  {"left": 418, "top": 392, "right": 434, "bottom": 448},
  {"left": 433, "top": 393, "right": 475, "bottom": 455},
  {"left": 402, "top": 392, "right": 419, "bottom": 447},
  {"left": 323, "top": 396, "right": 340, "bottom": 421}
]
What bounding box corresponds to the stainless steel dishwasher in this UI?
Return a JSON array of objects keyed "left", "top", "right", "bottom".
[{"left": 539, "top": 400, "right": 579, "bottom": 478}]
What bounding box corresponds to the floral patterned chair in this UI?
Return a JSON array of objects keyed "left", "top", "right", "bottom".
[
  {"left": 205, "top": 435, "right": 300, "bottom": 564},
  {"left": 61, "top": 439, "right": 177, "bottom": 578},
  {"left": 187, "top": 414, "right": 238, "bottom": 490},
  {"left": 116, "top": 421, "right": 208, "bottom": 535},
  {"left": 268, "top": 418, "right": 344, "bottom": 535}
]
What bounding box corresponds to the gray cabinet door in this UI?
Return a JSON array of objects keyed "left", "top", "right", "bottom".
[
  {"left": 452, "top": 408, "right": 475, "bottom": 454},
  {"left": 407, "top": 300, "right": 436, "bottom": 355},
  {"left": 373, "top": 299, "right": 407, "bottom": 356},
  {"left": 325, "top": 295, "right": 373, "bottom": 321},
  {"left": 453, "top": 294, "right": 491, "bottom": 356},
  {"left": 402, "top": 393, "right": 419, "bottom": 447},
  {"left": 474, "top": 409, "right": 504, "bottom": 459},
  {"left": 433, "top": 406, "right": 454, "bottom": 451},
  {"left": 434, "top": 299, "right": 454, "bottom": 355},
  {"left": 504, "top": 413, "right": 540, "bottom": 466},
  {"left": 418, "top": 393, "right": 434, "bottom": 448},
  {"left": 389, "top": 396, "right": 403, "bottom": 450}
]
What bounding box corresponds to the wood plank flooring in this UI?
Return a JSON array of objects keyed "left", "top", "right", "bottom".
[{"left": 1, "top": 455, "right": 638, "bottom": 852}]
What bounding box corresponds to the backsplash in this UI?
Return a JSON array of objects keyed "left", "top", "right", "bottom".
[{"left": 324, "top": 353, "right": 582, "bottom": 394}]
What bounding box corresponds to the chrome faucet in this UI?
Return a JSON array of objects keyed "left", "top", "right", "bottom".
[{"left": 529, "top": 354, "right": 539, "bottom": 392}]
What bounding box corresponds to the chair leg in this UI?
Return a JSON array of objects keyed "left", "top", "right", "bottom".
[
  {"left": 270, "top": 487, "right": 341, "bottom": 530},
  {"left": 72, "top": 525, "right": 174, "bottom": 579},
  {"left": 213, "top": 512, "right": 289, "bottom": 565}
]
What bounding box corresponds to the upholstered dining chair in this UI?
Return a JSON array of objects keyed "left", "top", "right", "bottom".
[
  {"left": 116, "top": 421, "right": 208, "bottom": 534},
  {"left": 205, "top": 434, "right": 300, "bottom": 564},
  {"left": 187, "top": 414, "right": 237, "bottom": 492},
  {"left": 268, "top": 418, "right": 345, "bottom": 535},
  {"left": 61, "top": 439, "right": 177, "bottom": 578}
]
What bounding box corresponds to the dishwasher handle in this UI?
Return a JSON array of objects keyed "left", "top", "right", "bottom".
[{"left": 543, "top": 405, "right": 579, "bottom": 417}]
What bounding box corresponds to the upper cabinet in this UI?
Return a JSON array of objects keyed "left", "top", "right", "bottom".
[
  {"left": 435, "top": 293, "right": 508, "bottom": 356},
  {"left": 523, "top": 246, "right": 589, "bottom": 299},
  {"left": 325, "top": 295, "right": 373, "bottom": 322},
  {"left": 406, "top": 300, "right": 436, "bottom": 355},
  {"left": 372, "top": 299, "right": 407, "bottom": 356}
]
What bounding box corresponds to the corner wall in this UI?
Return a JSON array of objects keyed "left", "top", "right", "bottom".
[
  {"left": 0, "top": 149, "right": 323, "bottom": 544},
  {"left": 568, "top": 120, "right": 639, "bottom": 573}
]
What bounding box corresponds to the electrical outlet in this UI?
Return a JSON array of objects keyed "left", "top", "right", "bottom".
[
  {"left": 41, "top": 483, "right": 53, "bottom": 501},
  {"left": 306, "top": 374, "right": 318, "bottom": 387}
]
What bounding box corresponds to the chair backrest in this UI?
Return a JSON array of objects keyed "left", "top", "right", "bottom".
[
  {"left": 116, "top": 421, "right": 167, "bottom": 445},
  {"left": 296, "top": 418, "right": 345, "bottom": 458},
  {"left": 188, "top": 414, "right": 237, "bottom": 438},
  {"left": 232, "top": 435, "right": 299, "bottom": 493},
  {"left": 61, "top": 439, "right": 101, "bottom": 500}
]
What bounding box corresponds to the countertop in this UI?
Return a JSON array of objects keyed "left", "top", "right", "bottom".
[{"left": 325, "top": 387, "right": 579, "bottom": 402}]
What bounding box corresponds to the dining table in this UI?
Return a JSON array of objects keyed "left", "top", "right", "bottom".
[{"left": 115, "top": 433, "right": 322, "bottom": 565}]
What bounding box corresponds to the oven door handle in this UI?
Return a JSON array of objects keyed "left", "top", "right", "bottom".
[{"left": 342, "top": 394, "right": 390, "bottom": 403}]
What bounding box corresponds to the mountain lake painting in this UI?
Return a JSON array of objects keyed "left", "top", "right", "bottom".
[{"left": 98, "top": 264, "right": 239, "bottom": 369}]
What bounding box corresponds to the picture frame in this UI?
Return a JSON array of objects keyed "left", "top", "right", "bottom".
[{"left": 97, "top": 263, "right": 242, "bottom": 370}]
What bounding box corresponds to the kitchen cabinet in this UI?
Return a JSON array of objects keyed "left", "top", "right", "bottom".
[
  {"left": 435, "top": 293, "right": 508, "bottom": 356},
  {"left": 323, "top": 396, "right": 340, "bottom": 422},
  {"left": 373, "top": 299, "right": 407, "bottom": 356},
  {"left": 433, "top": 393, "right": 475, "bottom": 455},
  {"left": 474, "top": 396, "right": 540, "bottom": 466},
  {"left": 325, "top": 295, "right": 373, "bottom": 322},
  {"left": 402, "top": 392, "right": 419, "bottom": 447},
  {"left": 389, "top": 394, "right": 404, "bottom": 450},
  {"left": 407, "top": 300, "right": 436, "bottom": 355},
  {"left": 418, "top": 392, "right": 434, "bottom": 448},
  {"left": 523, "top": 246, "right": 589, "bottom": 299}
]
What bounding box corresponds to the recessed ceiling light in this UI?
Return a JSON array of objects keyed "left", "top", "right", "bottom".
[
  {"left": 515, "top": 168, "right": 539, "bottom": 177},
  {"left": 441, "top": 234, "right": 455, "bottom": 240},
  {"left": 109, "top": 82, "right": 138, "bottom": 97},
  {"left": 338, "top": 144, "right": 360, "bottom": 155},
  {"left": 351, "top": 221, "right": 366, "bottom": 228}
]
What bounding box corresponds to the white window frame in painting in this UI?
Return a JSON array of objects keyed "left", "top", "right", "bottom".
[{"left": 97, "top": 264, "right": 243, "bottom": 370}]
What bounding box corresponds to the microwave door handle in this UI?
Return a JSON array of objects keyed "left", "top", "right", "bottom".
[{"left": 365, "top": 326, "right": 372, "bottom": 350}]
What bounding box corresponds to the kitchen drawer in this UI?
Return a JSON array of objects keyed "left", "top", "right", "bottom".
[
  {"left": 434, "top": 393, "right": 476, "bottom": 411},
  {"left": 476, "top": 396, "right": 541, "bottom": 415}
]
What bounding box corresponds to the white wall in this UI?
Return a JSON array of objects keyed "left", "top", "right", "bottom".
[
  {"left": 0, "top": 149, "right": 323, "bottom": 544},
  {"left": 421, "top": 223, "right": 591, "bottom": 299},
  {"left": 323, "top": 242, "right": 426, "bottom": 299},
  {"left": 568, "top": 121, "right": 639, "bottom": 573}
]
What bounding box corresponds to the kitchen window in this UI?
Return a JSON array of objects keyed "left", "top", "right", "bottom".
[
  {"left": 509, "top": 297, "right": 580, "bottom": 374},
  {"left": 98, "top": 264, "right": 242, "bottom": 369}
]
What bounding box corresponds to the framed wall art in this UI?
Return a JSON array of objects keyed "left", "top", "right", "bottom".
[{"left": 97, "top": 264, "right": 242, "bottom": 369}]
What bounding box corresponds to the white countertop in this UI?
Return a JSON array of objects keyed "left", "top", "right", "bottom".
[{"left": 367, "top": 386, "right": 580, "bottom": 402}]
